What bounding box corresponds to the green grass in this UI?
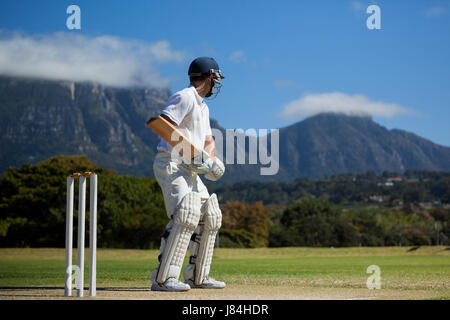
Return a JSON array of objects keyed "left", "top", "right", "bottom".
[{"left": 0, "top": 246, "right": 449, "bottom": 296}]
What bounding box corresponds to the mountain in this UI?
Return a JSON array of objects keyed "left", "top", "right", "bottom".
[
  {"left": 278, "top": 113, "right": 450, "bottom": 179},
  {"left": 0, "top": 75, "right": 170, "bottom": 177},
  {"left": 1, "top": 76, "right": 449, "bottom": 182}
]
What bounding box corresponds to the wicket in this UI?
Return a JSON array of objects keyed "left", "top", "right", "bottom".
[{"left": 65, "top": 172, "right": 97, "bottom": 297}]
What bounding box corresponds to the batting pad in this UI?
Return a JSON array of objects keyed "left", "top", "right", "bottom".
[
  {"left": 194, "top": 193, "right": 222, "bottom": 285},
  {"left": 157, "top": 192, "right": 201, "bottom": 284}
]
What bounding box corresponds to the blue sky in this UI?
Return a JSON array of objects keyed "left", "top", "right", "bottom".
[{"left": 1, "top": 0, "right": 449, "bottom": 146}]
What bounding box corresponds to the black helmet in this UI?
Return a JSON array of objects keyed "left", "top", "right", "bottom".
[{"left": 188, "top": 57, "right": 225, "bottom": 85}]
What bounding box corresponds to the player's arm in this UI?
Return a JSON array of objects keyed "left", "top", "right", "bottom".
[
  {"left": 204, "top": 135, "right": 215, "bottom": 158},
  {"left": 203, "top": 136, "right": 225, "bottom": 181},
  {"left": 159, "top": 114, "right": 188, "bottom": 157},
  {"left": 161, "top": 114, "right": 177, "bottom": 127},
  {"left": 163, "top": 113, "right": 216, "bottom": 159}
]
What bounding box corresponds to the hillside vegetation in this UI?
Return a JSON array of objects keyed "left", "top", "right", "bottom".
[{"left": 0, "top": 155, "right": 448, "bottom": 248}]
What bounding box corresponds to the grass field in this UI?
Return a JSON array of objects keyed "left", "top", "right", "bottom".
[{"left": 0, "top": 246, "right": 449, "bottom": 300}]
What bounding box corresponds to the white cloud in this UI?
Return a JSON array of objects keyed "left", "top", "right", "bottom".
[
  {"left": 229, "top": 50, "right": 246, "bottom": 63},
  {"left": 425, "top": 6, "right": 446, "bottom": 18},
  {"left": 148, "top": 40, "right": 184, "bottom": 63},
  {"left": 0, "top": 31, "right": 186, "bottom": 88},
  {"left": 351, "top": 1, "right": 365, "bottom": 13},
  {"left": 279, "top": 92, "right": 412, "bottom": 120}
]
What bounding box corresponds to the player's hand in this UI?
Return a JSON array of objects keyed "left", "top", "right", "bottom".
[
  {"left": 182, "top": 155, "right": 225, "bottom": 180},
  {"left": 181, "top": 154, "right": 211, "bottom": 174},
  {"left": 204, "top": 157, "right": 225, "bottom": 181},
  {"left": 184, "top": 162, "right": 210, "bottom": 174}
]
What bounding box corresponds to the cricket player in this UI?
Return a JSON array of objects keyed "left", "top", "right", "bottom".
[{"left": 150, "top": 57, "right": 226, "bottom": 291}]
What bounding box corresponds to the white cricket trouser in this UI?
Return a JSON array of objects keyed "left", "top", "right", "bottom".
[{"left": 153, "top": 151, "right": 210, "bottom": 218}]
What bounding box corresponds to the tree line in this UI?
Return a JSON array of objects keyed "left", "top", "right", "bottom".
[
  {"left": 209, "top": 170, "right": 450, "bottom": 206},
  {"left": 0, "top": 156, "right": 448, "bottom": 248}
]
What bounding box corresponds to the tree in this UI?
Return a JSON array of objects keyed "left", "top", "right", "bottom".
[
  {"left": 274, "top": 199, "right": 358, "bottom": 247},
  {"left": 0, "top": 155, "right": 167, "bottom": 248},
  {"left": 220, "top": 201, "right": 269, "bottom": 247}
]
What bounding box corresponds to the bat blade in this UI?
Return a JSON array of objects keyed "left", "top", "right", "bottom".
[{"left": 146, "top": 116, "right": 203, "bottom": 160}]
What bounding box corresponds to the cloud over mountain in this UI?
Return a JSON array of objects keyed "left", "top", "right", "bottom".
[
  {"left": 279, "top": 92, "right": 413, "bottom": 120},
  {"left": 0, "top": 31, "right": 185, "bottom": 88}
]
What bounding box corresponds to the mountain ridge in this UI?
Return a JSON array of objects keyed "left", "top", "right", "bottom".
[
  {"left": 277, "top": 113, "right": 450, "bottom": 179},
  {"left": 0, "top": 76, "right": 449, "bottom": 183}
]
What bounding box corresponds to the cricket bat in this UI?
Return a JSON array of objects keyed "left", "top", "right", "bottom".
[{"left": 146, "top": 116, "right": 208, "bottom": 161}]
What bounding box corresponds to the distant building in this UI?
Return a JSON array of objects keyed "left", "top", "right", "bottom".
[
  {"left": 369, "top": 195, "right": 384, "bottom": 202},
  {"left": 377, "top": 181, "right": 394, "bottom": 187}
]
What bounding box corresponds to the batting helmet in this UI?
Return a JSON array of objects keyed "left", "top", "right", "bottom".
[{"left": 188, "top": 57, "right": 225, "bottom": 85}]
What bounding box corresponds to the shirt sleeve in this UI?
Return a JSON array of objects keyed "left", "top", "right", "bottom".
[
  {"left": 204, "top": 106, "right": 212, "bottom": 137},
  {"left": 161, "top": 92, "right": 193, "bottom": 126}
]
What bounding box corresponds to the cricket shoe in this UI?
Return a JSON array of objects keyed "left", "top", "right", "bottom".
[
  {"left": 151, "top": 277, "right": 191, "bottom": 292},
  {"left": 185, "top": 277, "right": 226, "bottom": 289}
]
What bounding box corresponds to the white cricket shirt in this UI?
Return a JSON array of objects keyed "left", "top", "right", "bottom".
[{"left": 157, "top": 86, "right": 212, "bottom": 154}]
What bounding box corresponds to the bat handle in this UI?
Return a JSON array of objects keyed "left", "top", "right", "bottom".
[
  {"left": 201, "top": 150, "right": 211, "bottom": 161},
  {"left": 190, "top": 151, "right": 211, "bottom": 166}
]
